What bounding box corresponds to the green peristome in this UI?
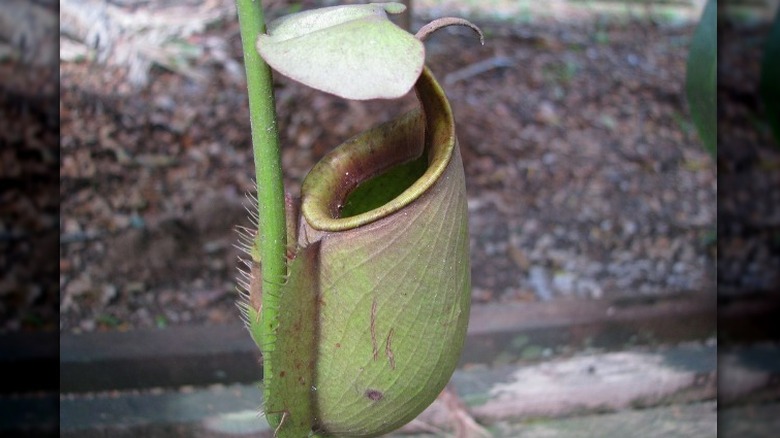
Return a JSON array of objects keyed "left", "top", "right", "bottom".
[
  {"left": 253, "top": 67, "right": 471, "bottom": 437},
  {"left": 256, "top": 2, "right": 424, "bottom": 100}
]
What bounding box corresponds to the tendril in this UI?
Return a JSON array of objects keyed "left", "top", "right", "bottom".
[{"left": 415, "top": 17, "right": 484, "bottom": 45}]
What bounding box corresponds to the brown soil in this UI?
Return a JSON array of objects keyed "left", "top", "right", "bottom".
[
  {"left": 54, "top": 5, "right": 720, "bottom": 333},
  {"left": 0, "top": 60, "right": 59, "bottom": 332}
]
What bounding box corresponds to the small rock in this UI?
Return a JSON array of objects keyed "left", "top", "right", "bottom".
[
  {"left": 577, "top": 279, "right": 603, "bottom": 299},
  {"left": 622, "top": 220, "right": 637, "bottom": 236},
  {"left": 508, "top": 246, "right": 530, "bottom": 271},
  {"left": 125, "top": 282, "right": 145, "bottom": 295},
  {"left": 472, "top": 288, "right": 494, "bottom": 302},
  {"left": 536, "top": 234, "right": 554, "bottom": 250},
  {"left": 111, "top": 214, "right": 130, "bottom": 230},
  {"left": 63, "top": 218, "right": 81, "bottom": 235},
  {"left": 552, "top": 271, "right": 576, "bottom": 295},
  {"left": 599, "top": 114, "right": 617, "bottom": 131},
  {"left": 80, "top": 319, "right": 96, "bottom": 332},
  {"left": 136, "top": 308, "right": 151, "bottom": 325},
  {"left": 529, "top": 266, "right": 554, "bottom": 302},
  {"left": 535, "top": 101, "right": 559, "bottom": 125},
  {"left": 65, "top": 275, "right": 93, "bottom": 299},
  {"left": 101, "top": 284, "right": 118, "bottom": 306}
]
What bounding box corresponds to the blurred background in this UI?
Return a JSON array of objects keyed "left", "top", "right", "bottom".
[{"left": 1, "top": 0, "right": 779, "bottom": 436}]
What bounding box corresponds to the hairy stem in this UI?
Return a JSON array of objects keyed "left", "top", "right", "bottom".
[{"left": 236, "top": 0, "right": 286, "bottom": 378}]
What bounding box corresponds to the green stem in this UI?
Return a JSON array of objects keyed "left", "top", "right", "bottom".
[{"left": 236, "top": 0, "right": 286, "bottom": 380}]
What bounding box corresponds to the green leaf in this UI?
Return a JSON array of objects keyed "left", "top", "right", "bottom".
[
  {"left": 685, "top": 0, "right": 717, "bottom": 156},
  {"left": 760, "top": 7, "right": 780, "bottom": 146},
  {"left": 257, "top": 3, "right": 424, "bottom": 100}
]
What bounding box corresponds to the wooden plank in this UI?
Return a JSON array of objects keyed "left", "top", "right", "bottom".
[
  {"left": 466, "top": 292, "right": 714, "bottom": 336},
  {"left": 461, "top": 292, "right": 715, "bottom": 366},
  {"left": 720, "top": 343, "right": 780, "bottom": 405},
  {"left": 403, "top": 344, "right": 716, "bottom": 432},
  {"left": 721, "top": 403, "right": 780, "bottom": 438},
  {"left": 0, "top": 393, "right": 58, "bottom": 436},
  {"left": 457, "top": 402, "right": 717, "bottom": 438},
  {"left": 55, "top": 294, "right": 716, "bottom": 393},
  {"left": 55, "top": 343, "right": 716, "bottom": 437},
  {"left": 59, "top": 384, "right": 266, "bottom": 436},
  {"left": 719, "top": 292, "right": 780, "bottom": 345},
  {"left": 59, "top": 323, "right": 263, "bottom": 393},
  {"left": 0, "top": 331, "right": 58, "bottom": 392}
]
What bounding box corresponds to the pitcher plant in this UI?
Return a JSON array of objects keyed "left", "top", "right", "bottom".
[{"left": 234, "top": 2, "right": 482, "bottom": 436}]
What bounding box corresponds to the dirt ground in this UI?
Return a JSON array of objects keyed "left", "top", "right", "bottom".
[
  {"left": 717, "top": 18, "right": 780, "bottom": 299},
  {"left": 51, "top": 0, "right": 716, "bottom": 331},
  {"left": 0, "top": 61, "right": 59, "bottom": 332},
  {"left": 51, "top": 1, "right": 727, "bottom": 334}
]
